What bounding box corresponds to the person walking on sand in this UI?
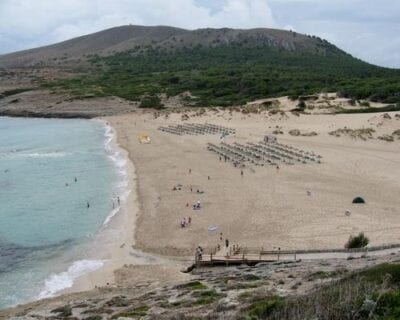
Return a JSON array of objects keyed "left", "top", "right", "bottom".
[
  {"left": 225, "top": 239, "right": 230, "bottom": 257},
  {"left": 189, "top": 168, "right": 192, "bottom": 174},
  {"left": 188, "top": 216, "right": 192, "bottom": 224},
  {"left": 241, "top": 170, "right": 243, "bottom": 177}
]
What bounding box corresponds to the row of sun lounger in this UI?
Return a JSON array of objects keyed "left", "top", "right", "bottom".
[
  {"left": 158, "top": 123, "right": 236, "bottom": 136},
  {"left": 207, "top": 140, "right": 322, "bottom": 167}
]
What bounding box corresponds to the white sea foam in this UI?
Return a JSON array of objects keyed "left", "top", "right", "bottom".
[
  {"left": 38, "top": 259, "right": 105, "bottom": 299},
  {"left": 37, "top": 121, "right": 125, "bottom": 300},
  {"left": 19, "top": 152, "right": 71, "bottom": 158},
  {"left": 99, "top": 121, "right": 130, "bottom": 227},
  {"left": 0, "top": 151, "right": 71, "bottom": 158}
]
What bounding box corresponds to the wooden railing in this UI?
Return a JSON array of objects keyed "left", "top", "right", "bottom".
[{"left": 195, "top": 243, "right": 400, "bottom": 267}]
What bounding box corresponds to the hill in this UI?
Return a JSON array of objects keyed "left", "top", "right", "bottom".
[
  {"left": 0, "top": 25, "right": 336, "bottom": 68},
  {"left": 1, "top": 25, "right": 400, "bottom": 107}
]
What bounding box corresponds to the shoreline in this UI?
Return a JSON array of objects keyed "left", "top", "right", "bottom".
[
  {"left": 55, "top": 119, "right": 140, "bottom": 295},
  {"left": 60, "top": 118, "right": 188, "bottom": 297}
]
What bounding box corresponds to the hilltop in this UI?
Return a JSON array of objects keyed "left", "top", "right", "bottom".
[{"left": 0, "top": 25, "right": 337, "bottom": 68}]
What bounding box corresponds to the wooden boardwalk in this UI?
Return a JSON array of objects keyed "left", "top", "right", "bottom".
[{"left": 195, "top": 244, "right": 400, "bottom": 267}]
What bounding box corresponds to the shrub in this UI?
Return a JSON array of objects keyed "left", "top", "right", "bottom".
[
  {"left": 1, "top": 88, "right": 34, "bottom": 97},
  {"left": 375, "top": 290, "right": 400, "bottom": 318},
  {"left": 51, "top": 305, "right": 72, "bottom": 317},
  {"left": 361, "top": 263, "right": 400, "bottom": 285},
  {"left": 360, "top": 101, "right": 371, "bottom": 107},
  {"left": 336, "top": 104, "right": 400, "bottom": 114},
  {"left": 177, "top": 281, "right": 208, "bottom": 290},
  {"left": 139, "top": 95, "right": 164, "bottom": 109},
  {"left": 83, "top": 316, "right": 103, "bottom": 320},
  {"left": 297, "top": 100, "right": 306, "bottom": 110},
  {"left": 111, "top": 305, "right": 149, "bottom": 319},
  {"left": 246, "top": 296, "right": 284, "bottom": 319},
  {"left": 345, "top": 232, "right": 369, "bottom": 249},
  {"left": 353, "top": 196, "right": 365, "bottom": 204}
]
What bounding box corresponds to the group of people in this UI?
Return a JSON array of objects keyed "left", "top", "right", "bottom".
[
  {"left": 65, "top": 176, "right": 78, "bottom": 187},
  {"left": 180, "top": 216, "right": 192, "bottom": 228},
  {"left": 192, "top": 200, "right": 201, "bottom": 210},
  {"left": 189, "top": 186, "right": 205, "bottom": 194},
  {"left": 112, "top": 196, "right": 121, "bottom": 209}
]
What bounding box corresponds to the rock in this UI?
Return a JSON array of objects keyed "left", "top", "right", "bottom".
[
  {"left": 392, "top": 129, "right": 400, "bottom": 138},
  {"left": 329, "top": 128, "right": 375, "bottom": 140},
  {"left": 255, "top": 262, "right": 272, "bottom": 268},
  {"left": 378, "top": 134, "right": 394, "bottom": 142},
  {"left": 302, "top": 131, "right": 318, "bottom": 136},
  {"left": 289, "top": 129, "right": 301, "bottom": 136},
  {"left": 382, "top": 113, "right": 392, "bottom": 119}
]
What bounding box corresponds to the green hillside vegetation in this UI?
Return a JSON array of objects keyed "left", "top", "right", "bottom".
[
  {"left": 44, "top": 42, "right": 400, "bottom": 107},
  {"left": 336, "top": 104, "right": 400, "bottom": 114},
  {"left": 243, "top": 263, "right": 400, "bottom": 320}
]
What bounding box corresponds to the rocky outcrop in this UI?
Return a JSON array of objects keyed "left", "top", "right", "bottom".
[{"left": 3, "top": 252, "right": 400, "bottom": 319}]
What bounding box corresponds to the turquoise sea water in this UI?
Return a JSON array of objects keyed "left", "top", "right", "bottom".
[{"left": 0, "top": 117, "right": 123, "bottom": 308}]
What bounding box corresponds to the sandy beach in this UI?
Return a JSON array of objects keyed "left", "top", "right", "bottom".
[
  {"left": 106, "top": 106, "right": 400, "bottom": 258},
  {"left": 65, "top": 101, "right": 400, "bottom": 295}
]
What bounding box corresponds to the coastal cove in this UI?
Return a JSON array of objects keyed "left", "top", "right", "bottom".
[
  {"left": 1, "top": 105, "right": 400, "bottom": 318},
  {"left": 59, "top": 106, "right": 400, "bottom": 297},
  {"left": 0, "top": 9, "right": 400, "bottom": 317}
]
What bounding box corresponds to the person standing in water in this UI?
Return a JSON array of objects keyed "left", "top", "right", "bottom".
[
  {"left": 87, "top": 201, "right": 90, "bottom": 209},
  {"left": 74, "top": 177, "right": 77, "bottom": 183},
  {"left": 117, "top": 196, "right": 120, "bottom": 206}
]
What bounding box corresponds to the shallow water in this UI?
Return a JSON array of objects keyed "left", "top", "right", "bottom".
[{"left": 0, "top": 117, "right": 123, "bottom": 308}]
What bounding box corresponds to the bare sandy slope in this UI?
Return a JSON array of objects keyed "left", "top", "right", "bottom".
[{"left": 108, "top": 109, "right": 400, "bottom": 256}]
